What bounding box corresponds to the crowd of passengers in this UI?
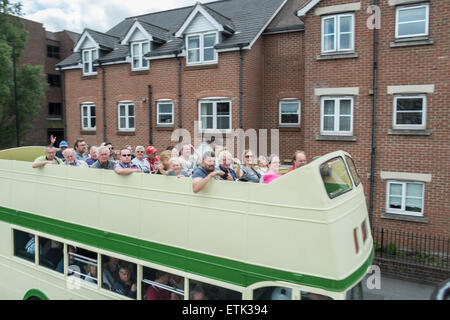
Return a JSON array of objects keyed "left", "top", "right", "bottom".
[{"left": 32, "top": 136, "right": 308, "bottom": 193}]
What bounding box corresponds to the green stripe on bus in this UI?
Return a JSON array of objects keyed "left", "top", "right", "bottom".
[{"left": 0, "top": 206, "right": 373, "bottom": 292}]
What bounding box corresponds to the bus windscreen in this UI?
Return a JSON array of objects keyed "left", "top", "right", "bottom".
[{"left": 320, "top": 157, "right": 353, "bottom": 198}]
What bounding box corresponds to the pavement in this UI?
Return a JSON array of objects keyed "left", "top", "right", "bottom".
[{"left": 361, "top": 274, "right": 435, "bottom": 300}]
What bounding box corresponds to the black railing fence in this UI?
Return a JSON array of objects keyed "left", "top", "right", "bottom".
[{"left": 371, "top": 227, "right": 450, "bottom": 271}]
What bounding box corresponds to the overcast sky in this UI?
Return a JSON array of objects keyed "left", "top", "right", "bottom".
[{"left": 21, "top": 0, "right": 216, "bottom": 33}]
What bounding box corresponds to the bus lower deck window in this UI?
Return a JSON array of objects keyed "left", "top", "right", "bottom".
[
  {"left": 13, "top": 229, "right": 36, "bottom": 263},
  {"left": 142, "top": 266, "right": 184, "bottom": 300}
]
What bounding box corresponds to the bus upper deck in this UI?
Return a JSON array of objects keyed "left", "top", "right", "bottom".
[{"left": 0, "top": 147, "right": 373, "bottom": 297}]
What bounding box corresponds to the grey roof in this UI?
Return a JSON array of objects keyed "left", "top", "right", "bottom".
[
  {"left": 58, "top": 0, "right": 286, "bottom": 67},
  {"left": 46, "top": 31, "right": 59, "bottom": 42},
  {"left": 64, "top": 30, "right": 81, "bottom": 44}
]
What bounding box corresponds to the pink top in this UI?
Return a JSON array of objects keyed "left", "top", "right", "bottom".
[{"left": 263, "top": 173, "right": 282, "bottom": 184}]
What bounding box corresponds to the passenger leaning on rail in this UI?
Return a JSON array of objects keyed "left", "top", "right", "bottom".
[
  {"left": 62, "top": 148, "right": 89, "bottom": 168},
  {"left": 216, "top": 150, "right": 238, "bottom": 181},
  {"left": 155, "top": 150, "right": 171, "bottom": 175},
  {"left": 114, "top": 148, "right": 142, "bottom": 175},
  {"left": 289, "top": 150, "right": 307, "bottom": 172},
  {"left": 91, "top": 146, "right": 115, "bottom": 170},
  {"left": 132, "top": 146, "right": 151, "bottom": 173},
  {"left": 192, "top": 151, "right": 225, "bottom": 193},
  {"left": 31, "top": 145, "right": 64, "bottom": 168},
  {"left": 262, "top": 155, "right": 282, "bottom": 184}
]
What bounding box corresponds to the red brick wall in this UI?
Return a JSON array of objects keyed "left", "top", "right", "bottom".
[{"left": 300, "top": 0, "right": 449, "bottom": 237}]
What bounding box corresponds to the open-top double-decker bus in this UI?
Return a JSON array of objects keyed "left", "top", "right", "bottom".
[{"left": 0, "top": 147, "right": 372, "bottom": 300}]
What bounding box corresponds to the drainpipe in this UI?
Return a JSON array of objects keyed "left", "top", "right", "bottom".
[
  {"left": 58, "top": 67, "right": 67, "bottom": 140},
  {"left": 148, "top": 85, "right": 153, "bottom": 145},
  {"left": 369, "top": 0, "right": 379, "bottom": 227},
  {"left": 238, "top": 44, "right": 244, "bottom": 129},
  {"left": 98, "top": 62, "right": 107, "bottom": 142},
  {"left": 174, "top": 50, "right": 182, "bottom": 128}
]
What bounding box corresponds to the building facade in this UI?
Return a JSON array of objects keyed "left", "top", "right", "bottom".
[
  {"left": 58, "top": 0, "right": 449, "bottom": 237},
  {"left": 19, "top": 18, "right": 79, "bottom": 147}
]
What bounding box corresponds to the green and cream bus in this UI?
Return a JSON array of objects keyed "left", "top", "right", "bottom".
[{"left": 0, "top": 147, "right": 372, "bottom": 300}]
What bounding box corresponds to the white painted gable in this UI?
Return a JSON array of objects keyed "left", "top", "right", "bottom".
[
  {"left": 80, "top": 36, "right": 97, "bottom": 50},
  {"left": 185, "top": 13, "right": 217, "bottom": 34},
  {"left": 129, "top": 28, "right": 148, "bottom": 42}
]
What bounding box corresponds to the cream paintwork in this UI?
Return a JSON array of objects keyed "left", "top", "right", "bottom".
[{"left": 0, "top": 149, "right": 372, "bottom": 284}]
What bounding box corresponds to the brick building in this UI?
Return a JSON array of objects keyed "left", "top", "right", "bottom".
[
  {"left": 57, "top": 0, "right": 449, "bottom": 238},
  {"left": 19, "top": 18, "right": 79, "bottom": 147}
]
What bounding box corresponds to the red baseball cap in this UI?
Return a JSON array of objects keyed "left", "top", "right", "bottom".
[{"left": 146, "top": 146, "right": 157, "bottom": 155}]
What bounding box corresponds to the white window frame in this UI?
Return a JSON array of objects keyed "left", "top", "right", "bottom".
[
  {"left": 198, "top": 98, "right": 232, "bottom": 133},
  {"left": 131, "top": 41, "right": 150, "bottom": 71},
  {"left": 386, "top": 180, "right": 425, "bottom": 217},
  {"left": 393, "top": 94, "right": 426, "bottom": 130},
  {"left": 320, "top": 96, "right": 354, "bottom": 135},
  {"left": 321, "top": 13, "right": 354, "bottom": 53},
  {"left": 117, "top": 101, "right": 135, "bottom": 132},
  {"left": 156, "top": 100, "right": 174, "bottom": 126},
  {"left": 395, "top": 4, "right": 429, "bottom": 39},
  {"left": 82, "top": 48, "right": 98, "bottom": 76},
  {"left": 186, "top": 32, "right": 218, "bottom": 65},
  {"left": 279, "top": 99, "right": 301, "bottom": 127},
  {"left": 81, "top": 103, "right": 96, "bottom": 131}
]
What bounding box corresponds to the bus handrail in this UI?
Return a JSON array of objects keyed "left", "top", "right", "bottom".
[{"left": 142, "top": 279, "right": 184, "bottom": 296}]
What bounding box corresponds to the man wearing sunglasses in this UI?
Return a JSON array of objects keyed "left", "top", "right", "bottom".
[{"left": 114, "top": 148, "right": 142, "bottom": 175}]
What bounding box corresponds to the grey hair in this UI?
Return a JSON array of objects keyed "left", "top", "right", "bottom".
[
  {"left": 135, "top": 145, "right": 145, "bottom": 152},
  {"left": 90, "top": 146, "right": 99, "bottom": 157},
  {"left": 97, "top": 146, "right": 110, "bottom": 156},
  {"left": 62, "top": 148, "right": 75, "bottom": 157}
]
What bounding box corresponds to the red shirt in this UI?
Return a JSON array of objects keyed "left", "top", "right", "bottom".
[
  {"left": 288, "top": 165, "right": 295, "bottom": 172},
  {"left": 146, "top": 285, "right": 171, "bottom": 300}
]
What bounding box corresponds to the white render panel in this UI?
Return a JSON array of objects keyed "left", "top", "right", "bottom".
[
  {"left": 380, "top": 171, "right": 432, "bottom": 182},
  {"left": 314, "top": 87, "right": 359, "bottom": 96},
  {"left": 388, "top": 0, "right": 430, "bottom": 6},
  {"left": 387, "top": 85, "right": 435, "bottom": 94},
  {"left": 129, "top": 28, "right": 147, "bottom": 42},
  {"left": 185, "top": 13, "right": 217, "bottom": 34},
  {"left": 80, "top": 37, "right": 97, "bottom": 50},
  {"left": 314, "top": 2, "right": 361, "bottom": 16}
]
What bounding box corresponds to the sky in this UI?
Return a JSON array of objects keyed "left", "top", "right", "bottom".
[{"left": 21, "top": 0, "right": 216, "bottom": 33}]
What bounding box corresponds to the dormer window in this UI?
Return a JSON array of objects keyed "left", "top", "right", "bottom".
[
  {"left": 186, "top": 32, "right": 218, "bottom": 65},
  {"left": 82, "top": 48, "right": 98, "bottom": 75},
  {"left": 131, "top": 41, "right": 150, "bottom": 70}
]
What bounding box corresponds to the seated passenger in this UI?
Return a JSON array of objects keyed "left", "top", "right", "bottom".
[
  {"left": 236, "top": 150, "right": 261, "bottom": 183},
  {"left": 44, "top": 241, "right": 63, "bottom": 269},
  {"left": 155, "top": 150, "right": 171, "bottom": 175},
  {"left": 145, "top": 271, "right": 179, "bottom": 300},
  {"left": 179, "top": 144, "right": 200, "bottom": 176},
  {"left": 114, "top": 148, "right": 141, "bottom": 175},
  {"left": 190, "top": 285, "right": 207, "bottom": 300},
  {"left": 56, "top": 140, "right": 68, "bottom": 160},
  {"left": 145, "top": 146, "right": 158, "bottom": 174},
  {"left": 131, "top": 146, "right": 151, "bottom": 173},
  {"left": 25, "top": 234, "right": 35, "bottom": 255},
  {"left": 192, "top": 152, "right": 225, "bottom": 193},
  {"left": 112, "top": 265, "right": 137, "bottom": 299},
  {"left": 32, "top": 146, "right": 63, "bottom": 168},
  {"left": 85, "top": 146, "right": 98, "bottom": 166},
  {"left": 62, "top": 148, "right": 89, "bottom": 167},
  {"left": 289, "top": 150, "right": 307, "bottom": 172},
  {"left": 84, "top": 264, "right": 98, "bottom": 285},
  {"left": 262, "top": 155, "right": 282, "bottom": 184},
  {"left": 216, "top": 150, "right": 237, "bottom": 181},
  {"left": 167, "top": 158, "right": 189, "bottom": 178},
  {"left": 102, "top": 257, "right": 121, "bottom": 289},
  {"left": 73, "top": 138, "right": 88, "bottom": 161},
  {"left": 91, "top": 146, "right": 115, "bottom": 170}
]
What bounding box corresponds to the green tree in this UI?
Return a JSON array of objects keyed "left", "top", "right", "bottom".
[{"left": 0, "top": 0, "right": 47, "bottom": 149}]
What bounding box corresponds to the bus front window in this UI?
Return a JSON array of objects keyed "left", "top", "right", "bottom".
[{"left": 320, "top": 157, "right": 353, "bottom": 198}]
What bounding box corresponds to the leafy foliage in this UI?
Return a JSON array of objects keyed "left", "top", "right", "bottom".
[{"left": 0, "top": 1, "right": 47, "bottom": 148}]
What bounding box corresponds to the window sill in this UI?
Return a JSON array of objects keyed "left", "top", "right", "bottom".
[
  {"left": 390, "top": 38, "right": 434, "bottom": 48},
  {"left": 381, "top": 212, "right": 428, "bottom": 224},
  {"left": 184, "top": 63, "right": 218, "bottom": 71},
  {"left": 117, "top": 131, "right": 135, "bottom": 136},
  {"left": 278, "top": 126, "right": 301, "bottom": 132},
  {"left": 130, "top": 69, "right": 149, "bottom": 76},
  {"left": 316, "top": 134, "right": 357, "bottom": 141},
  {"left": 47, "top": 116, "right": 62, "bottom": 121},
  {"left": 81, "top": 74, "right": 98, "bottom": 80},
  {"left": 155, "top": 126, "right": 174, "bottom": 131},
  {"left": 316, "top": 52, "right": 359, "bottom": 61},
  {"left": 388, "top": 129, "right": 431, "bottom": 136},
  {"left": 80, "top": 130, "right": 96, "bottom": 135}
]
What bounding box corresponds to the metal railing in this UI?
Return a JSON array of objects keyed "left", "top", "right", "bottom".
[{"left": 372, "top": 227, "right": 450, "bottom": 271}]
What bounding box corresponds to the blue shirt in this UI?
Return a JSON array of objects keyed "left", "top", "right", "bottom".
[
  {"left": 192, "top": 166, "right": 211, "bottom": 179},
  {"left": 216, "top": 165, "right": 237, "bottom": 181}
]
